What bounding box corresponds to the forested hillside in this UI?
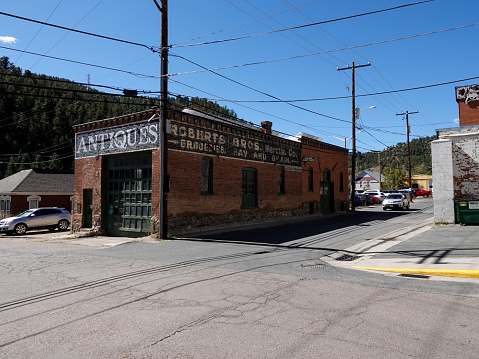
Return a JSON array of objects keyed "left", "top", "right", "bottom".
[
  {"left": 0, "top": 57, "right": 241, "bottom": 179},
  {"left": 355, "top": 136, "right": 435, "bottom": 175}
]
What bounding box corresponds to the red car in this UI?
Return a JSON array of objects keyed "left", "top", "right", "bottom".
[{"left": 413, "top": 189, "right": 432, "bottom": 198}]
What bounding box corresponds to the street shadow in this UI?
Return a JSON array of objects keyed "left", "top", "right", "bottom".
[{"left": 187, "top": 209, "right": 412, "bottom": 245}]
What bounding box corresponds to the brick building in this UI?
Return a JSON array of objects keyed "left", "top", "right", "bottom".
[
  {"left": 431, "top": 84, "right": 479, "bottom": 223},
  {"left": 72, "top": 106, "right": 348, "bottom": 237},
  {"left": 0, "top": 169, "right": 74, "bottom": 218}
]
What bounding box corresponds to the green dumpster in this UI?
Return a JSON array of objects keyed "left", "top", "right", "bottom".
[{"left": 455, "top": 200, "right": 479, "bottom": 224}]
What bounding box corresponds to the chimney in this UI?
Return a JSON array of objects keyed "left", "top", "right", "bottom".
[
  {"left": 261, "top": 121, "right": 272, "bottom": 135},
  {"left": 456, "top": 84, "right": 479, "bottom": 127}
]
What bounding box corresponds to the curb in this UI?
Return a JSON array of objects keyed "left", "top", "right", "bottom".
[{"left": 351, "top": 266, "right": 479, "bottom": 279}]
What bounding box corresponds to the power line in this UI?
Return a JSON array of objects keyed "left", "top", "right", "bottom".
[
  {"left": 171, "top": 0, "right": 433, "bottom": 48},
  {"left": 29, "top": 0, "right": 105, "bottom": 70},
  {"left": 0, "top": 90, "right": 157, "bottom": 107},
  {"left": 165, "top": 22, "right": 479, "bottom": 77},
  {"left": 171, "top": 53, "right": 350, "bottom": 124},
  {"left": 173, "top": 0, "right": 320, "bottom": 47},
  {"left": 0, "top": 80, "right": 125, "bottom": 97},
  {"left": 0, "top": 153, "right": 74, "bottom": 165},
  {"left": 0, "top": 11, "right": 159, "bottom": 52},
  {"left": 0, "top": 45, "right": 158, "bottom": 78},
  {"left": 168, "top": 80, "right": 347, "bottom": 139},
  {"left": 15, "top": 0, "right": 63, "bottom": 64},
  {"left": 2, "top": 72, "right": 125, "bottom": 92},
  {"left": 225, "top": 0, "right": 340, "bottom": 67},
  {"left": 167, "top": 74, "right": 479, "bottom": 103}
]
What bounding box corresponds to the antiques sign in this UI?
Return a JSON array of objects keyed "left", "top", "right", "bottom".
[
  {"left": 168, "top": 121, "right": 301, "bottom": 169},
  {"left": 75, "top": 119, "right": 160, "bottom": 159}
]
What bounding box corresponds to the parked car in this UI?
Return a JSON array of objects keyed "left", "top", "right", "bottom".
[
  {"left": 382, "top": 193, "right": 410, "bottom": 211},
  {"left": 0, "top": 207, "right": 71, "bottom": 235},
  {"left": 358, "top": 193, "right": 373, "bottom": 206},
  {"left": 350, "top": 195, "right": 362, "bottom": 206},
  {"left": 382, "top": 190, "right": 399, "bottom": 194},
  {"left": 364, "top": 190, "right": 386, "bottom": 203},
  {"left": 413, "top": 188, "right": 432, "bottom": 198}
]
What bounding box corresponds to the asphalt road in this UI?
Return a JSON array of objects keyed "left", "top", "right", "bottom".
[{"left": 1, "top": 197, "right": 479, "bottom": 358}]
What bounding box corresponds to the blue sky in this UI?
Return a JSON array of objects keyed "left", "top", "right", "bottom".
[{"left": 1, "top": 0, "right": 478, "bottom": 152}]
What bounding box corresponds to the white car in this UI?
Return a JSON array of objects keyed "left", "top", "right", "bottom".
[{"left": 382, "top": 193, "right": 410, "bottom": 211}]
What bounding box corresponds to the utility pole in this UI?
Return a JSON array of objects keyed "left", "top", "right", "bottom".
[
  {"left": 154, "top": 0, "right": 168, "bottom": 239},
  {"left": 396, "top": 110, "right": 417, "bottom": 194},
  {"left": 377, "top": 151, "right": 382, "bottom": 190},
  {"left": 337, "top": 62, "right": 371, "bottom": 212}
]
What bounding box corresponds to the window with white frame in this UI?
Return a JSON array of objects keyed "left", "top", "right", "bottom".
[
  {"left": 0, "top": 196, "right": 11, "bottom": 218},
  {"left": 27, "top": 195, "right": 41, "bottom": 209}
]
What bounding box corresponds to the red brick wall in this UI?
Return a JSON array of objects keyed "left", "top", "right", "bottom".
[
  {"left": 167, "top": 150, "right": 303, "bottom": 217},
  {"left": 72, "top": 156, "right": 102, "bottom": 231},
  {"left": 301, "top": 138, "right": 349, "bottom": 210},
  {"left": 458, "top": 99, "right": 479, "bottom": 127},
  {"left": 73, "top": 107, "right": 349, "bottom": 234}
]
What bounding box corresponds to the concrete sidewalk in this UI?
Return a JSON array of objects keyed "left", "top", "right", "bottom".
[{"left": 321, "top": 219, "right": 479, "bottom": 280}]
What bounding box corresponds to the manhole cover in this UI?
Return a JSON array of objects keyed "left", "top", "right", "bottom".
[
  {"left": 398, "top": 273, "right": 430, "bottom": 279},
  {"left": 335, "top": 254, "right": 361, "bottom": 261},
  {"left": 301, "top": 264, "right": 328, "bottom": 270}
]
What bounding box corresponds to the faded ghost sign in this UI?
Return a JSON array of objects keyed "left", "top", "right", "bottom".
[
  {"left": 168, "top": 121, "right": 301, "bottom": 170},
  {"left": 75, "top": 119, "right": 160, "bottom": 159}
]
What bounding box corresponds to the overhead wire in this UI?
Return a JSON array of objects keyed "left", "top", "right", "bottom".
[
  {"left": 0, "top": 11, "right": 160, "bottom": 52},
  {"left": 170, "top": 0, "right": 434, "bottom": 48},
  {"left": 29, "top": 0, "right": 105, "bottom": 70},
  {"left": 15, "top": 0, "right": 63, "bottom": 64},
  {"left": 164, "top": 22, "right": 479, "bottom": 77},
  {"left": 170, "top": 52, "right": 351, "bottom": 125},
  {"left": 0, "top": 45, "right": 158, "bottom": 78},
  {"left": 167, "top": 74, "right": 479, "bottom": 103},
  {"left": 167, "top": 80, "right": 344, "bottom": 139},
  {"left": 2, "top": 1, "right": 454, "bottom": 150},
  {"left": 174, "top": 0, "right": 320, "bottom": 47},
  {"left": 225, "top": 0, "right": 339, "bottom": 67}
]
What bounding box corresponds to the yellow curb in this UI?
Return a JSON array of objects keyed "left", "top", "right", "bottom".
[{"left": 351, "top": 266, "right": 479, "bottom": 278}]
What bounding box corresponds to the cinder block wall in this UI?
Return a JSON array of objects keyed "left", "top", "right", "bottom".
[
  {"left": 431, "top": 139, "right": 455, "bottom": 223},
  {"left": 433, "top": 128, "right": 479, "bottom": 223}
]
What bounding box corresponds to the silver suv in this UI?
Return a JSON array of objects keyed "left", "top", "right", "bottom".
[
  {"left": 382, "top": 193, "right": 410, "bottom": 211},
  {"left": 0, "top": 207, "right": 71, "bottom": 235}
]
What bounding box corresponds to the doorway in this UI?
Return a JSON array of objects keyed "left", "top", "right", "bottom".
[{"left": 83, "top": 189, "right": 93, "bottom": 228}]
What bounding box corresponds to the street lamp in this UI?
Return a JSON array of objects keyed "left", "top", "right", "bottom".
[
  {"left": 355, "top": 105, "right": 376, "bottom": 120},
  {"left": 330, "top": 131, "right": 363, "bottom": 148}
]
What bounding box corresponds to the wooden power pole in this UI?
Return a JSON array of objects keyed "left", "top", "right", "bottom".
[
  {"left": 396, "top": 110, "right": 418, "bottom": 193},
  {"left": 337, "top": 62, "right": 371, "bottom": 212},
  {"left": 153, "top": 0, "right": 168, "bottom": 238}
]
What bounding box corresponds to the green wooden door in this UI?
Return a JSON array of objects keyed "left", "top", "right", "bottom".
[
  {"left": 320, "top": 181, "right": 334, "bottom": 214},
  {"left": 83, "top": 189, "right": 93, "bottom": 228},
  {"left": 241, "top": 168, "right": 257, "bottom": 209},
  {"left": 105, "top": 153, "right": 152, "bottom": 236}
]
